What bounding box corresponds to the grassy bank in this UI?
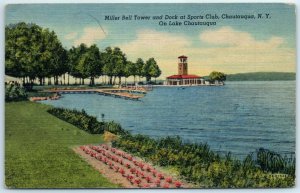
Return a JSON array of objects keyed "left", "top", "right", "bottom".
[
  {"left": 5, "top": 101, "right": 119, "bottom": 188},
  {"left": 41, "top": 107, "right": 296, "bottom": 188}
]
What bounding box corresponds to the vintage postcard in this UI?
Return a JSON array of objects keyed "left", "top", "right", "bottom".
[{"left": 5, "top": 3, "right": 296, "bottom": 189}]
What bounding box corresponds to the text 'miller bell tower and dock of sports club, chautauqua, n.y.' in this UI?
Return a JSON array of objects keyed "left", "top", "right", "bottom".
[{"left": 165, "top": 55, "right": 206, "bottom": 86}]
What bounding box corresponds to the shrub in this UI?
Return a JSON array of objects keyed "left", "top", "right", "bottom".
[
  {"left": 103, "top": 131, "right": 118, "bottom": 143},
  {"left": 5, "top": 82, "right": 27, "bottom": 102},
  {"left": 256, "top": 148, "right": 295, "bottom": 176},
  {"left": 112, "top": 134, "right": 295, "bottom": 188},
  {"left": 47, "top": 107, "right": 129, "bottom": 135}
]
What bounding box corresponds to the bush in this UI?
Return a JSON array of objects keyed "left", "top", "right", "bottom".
[
  {"left": 112, "top": 135, "right": 295, "bottom": 188},
  {"left": 256, "top": 148, "right": 295, "bottom": 176},
  {"left": 103, "top": 131, "right": 118, "bottom": 143},
  {"left": 5, "top": 82, "right": 27, "bottom": 102},
  {"left": 47, "top": 107, "right": 129, "bottom": 135}
]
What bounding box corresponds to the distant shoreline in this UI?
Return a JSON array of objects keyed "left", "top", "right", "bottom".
[{"left": 226, "top": 72, "right": 296, "bottom": 81}]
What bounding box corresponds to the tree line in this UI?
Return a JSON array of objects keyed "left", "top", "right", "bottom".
[{"left": 5, "top": 22, "right": 161, "bottom": 86}]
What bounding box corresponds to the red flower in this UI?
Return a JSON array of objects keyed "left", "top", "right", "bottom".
[
  {"left": 96, "top": 155, "right": 102, "bottom": 160},
  {"left": 165, "top": 177, "right": 172, "bottom": 183},
  {"left": 152, "top": 170, "right": 157, "bottom": 176},
  {"left": 135, "top": 170, "right": 140, "bottom": 177},
  {"left": 157, "top": 173, "right": 164, "bottom": 179},
  {"left": 125, "top": 163, "right": 131, "bottom": 168},
  {"left": 138, "top": 162, "right": 145, "bottom": 170},
  {"left": 140, "top": 172, "right": 145, "bottom": 178},
  {"left": 108, "top": 162, "right": 114, "bottom": 169},
  {"left": 143, "top": 184, "right": 150, "bottom": 188},
  {"left": 130, "top": 168, "right": 136, "bottom": 174},
  {"left": 101, "top": 144, "right": 109, "bottom": 150},
  {"left": 119, "top": 168, "right": 125, "bottom": 176},
  {"left": 127, "top": 175, "right": 134, "bottom": 181},
  {"left": 111, "top": 156, "right": 116, "bottom": 161},
  {"left": 80, "top": 146, "right": 85, "bottom": 150},
  {"left": 134, "top": 178, "right": 141, "bottom": 185},
  {"left": 133, "top": 160, "right": 139, "bottom": 166},
  {"left": 145, "top": 176, "right": 152, "bottom": 183},
  {"left": 146, "top": 165, "right": 152, "bottom": 172},
  {"left": 174, "top": 181, "right": 182, "bottom": 188},
  {"left": 114, "top": 166, "right": 119, "bottom": 172},
  {"left": 163, "top": 183, "right": 170, "bottom": 188},
  {"left": 155, "top": 179, "right": 161, "bottom": 187}
]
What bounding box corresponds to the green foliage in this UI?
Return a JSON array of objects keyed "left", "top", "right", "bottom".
[
  {"left": 143, "top": 58, "right": 161, "bottom": 83},
  {"left": 69, "top": 44, "right": 103, "bottom": 85},
  {"left": 226, "top": 72, "right": 296, "bottom": 81},
  {"left": 112, "top": 134, "right": 295, "bottom": 188},
  {"left": 5, "top": 22, "right": 68, "bottom": 85},
  {"left": 209, "top": 71, "right": 226, "bottom": 83},
  {"left": 6, "top": 22, "right": 162, "bottom": 86},
  {"left": 102, "top": 47, "right": 127, "bottom": 85},
  {"left": 26, "top": 91, "right": 54, "bottom": 98},
  {"left": 5, "top": 82, "right": 27, "bottom": 102},
  {"left": 47, "top": 107, "right": 129, "bottom": 136},
  {"left": 124, "top": 61, "right": 136, "bottom": 78},
  {"left": 5, "top": 102, "right": 119, "bottom": 188},
  {"left": 135, "top": 58, "right": 145, "bottom": 81},
  {"left": 256, "top": 148, "right": 295, "bottom": 176}
]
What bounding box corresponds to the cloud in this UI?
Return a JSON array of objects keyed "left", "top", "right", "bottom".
[
  {"left": 118, "top": 27, "right": 295, "bottom": 78},
  {"left": 120, "top": 29, "right": 190, "bottom": 58},
  {"left": 74, "top": 27, "right": 106, "bottom": 46},
  {"left": 119, "top": 30, "right": 191, "bottom": 76},
  {"left": 196, "top": 27, "right": 293, "bottom": 74},
  {"left": 64, "top": 32, "right": 78, "bottom": 40},
  {"left": 199, "top": 26, "right": 284, "bottom": 49}
]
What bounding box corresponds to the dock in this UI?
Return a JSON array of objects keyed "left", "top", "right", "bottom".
[{"left": 43, "top": 88, "right": 146, "bottom": 101}]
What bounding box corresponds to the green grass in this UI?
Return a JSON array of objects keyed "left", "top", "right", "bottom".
[{"left": 5, "top": 101, "right": 120, "bottom": 188}]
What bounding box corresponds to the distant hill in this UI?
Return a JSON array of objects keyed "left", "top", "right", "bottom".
[{"left": 226, "top": 72, "right": 296, "bottom": 81}]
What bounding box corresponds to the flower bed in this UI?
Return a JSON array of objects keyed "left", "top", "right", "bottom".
[{"left": 79, "top": 144, "right": 183, "bottom": 188}]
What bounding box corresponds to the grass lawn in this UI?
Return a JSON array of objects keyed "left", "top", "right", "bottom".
[{"left": 5, "top": 101, "right": 120, "bottom": 188}]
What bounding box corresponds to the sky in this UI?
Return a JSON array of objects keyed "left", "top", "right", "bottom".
[{"left": 5, "top": 3, "right": 296, "bottom": 78}]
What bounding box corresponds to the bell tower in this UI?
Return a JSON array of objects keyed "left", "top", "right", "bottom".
[{"left": 178, "top": 55, "right": 188, "bottom": 75}]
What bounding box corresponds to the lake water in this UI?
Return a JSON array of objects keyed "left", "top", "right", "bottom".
[{"left": 40, "top": 81, "right": 295, "bottom": 158}]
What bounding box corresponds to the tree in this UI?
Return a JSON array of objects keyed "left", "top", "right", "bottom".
[
  {"left": 143, "top": 58, "right": 158, "bottom": 83},
  {"left": 209, "top": 71, "right": 226, "bottom": 84},
  {"left": 102, "top": 47, "right": 115, "bottom": 85},
  {"left": 124, "top": 61, "right": 136, "bottom": 85},
  {"left": 68, "top": 44, "right": 103, "bottom": 86},
  {"left": 152, "top": 64, "right": 161, "bottom": 83},
  {"left": 102, "top": 47, "right": 127, "bottom": 85},
  {"left": 5, "top": 22, "right": 43, "bottom": 84},
  {"left": 135, "top": 58, "right": 144, "bottom": 82},
  {"left": 112, "top": 47, "right": 127, "bottom": 86},
  {"left": 68, "top": 44, "right": 89, "bottom": 85},
  {"left": 78, "top": 44, "right": 103, "bottom": 86},
  {"left": 5, "top": 22, "right": 68, "bottom": 86},
  {"left": 43, "top": 30, "right": 69, "bottom": 85}
]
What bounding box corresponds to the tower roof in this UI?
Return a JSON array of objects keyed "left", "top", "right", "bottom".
[{"left": 178, "top": 55, "right": 188, "bottom": 58}]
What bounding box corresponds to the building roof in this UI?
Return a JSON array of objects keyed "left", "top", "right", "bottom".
[
  {"left": 178, "top": 55, "right": 188, "bottom": 58},
  {"left": 167, "top": 74, "right": 201, "bottom": 79}
]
